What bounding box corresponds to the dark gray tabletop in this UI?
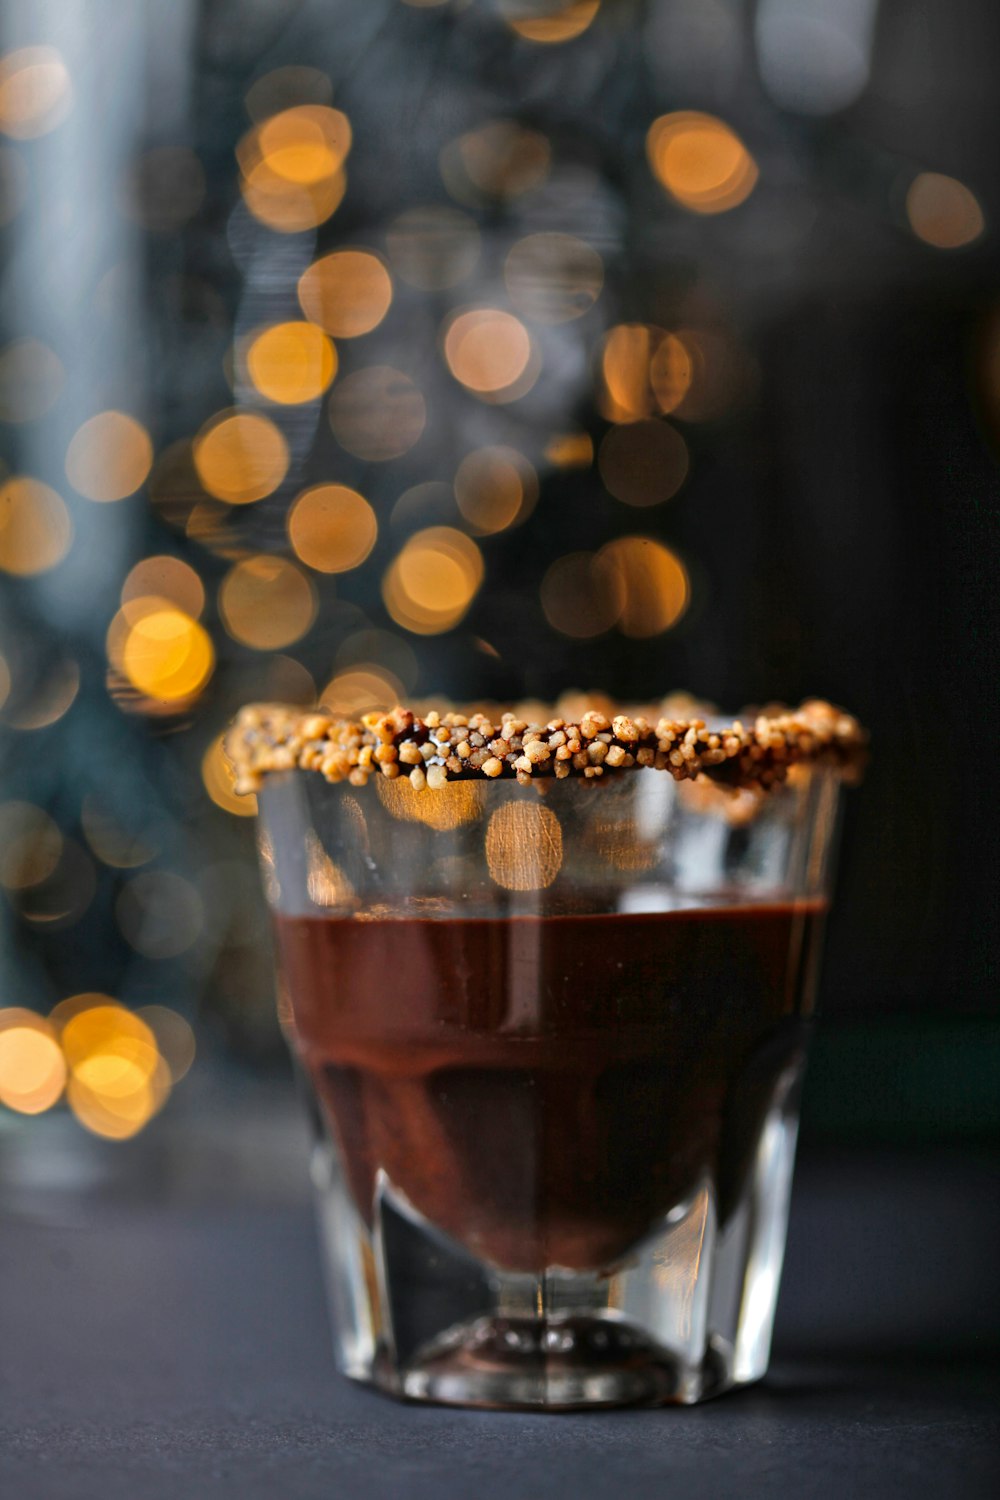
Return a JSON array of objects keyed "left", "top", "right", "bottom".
[{"left": 1, "top": 1106, "right": 997, "bottom": 1499}]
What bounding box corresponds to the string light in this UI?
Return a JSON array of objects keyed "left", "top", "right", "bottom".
[
  {"left": 502, "top": 1, "right": 601, "bottom": 45},
  {"left": 383, "top": 526, "right": 483, "bottom": 635},
  {"left": 455, "top": 446, "right": 538, "bottom": 533},
  {"left": 245, "top": 322, "right": 337, "bottom": 405},
  {"left": 5, "top": 659, "right": 79, "bottom": 731},
  {"left": 0, "top": 1010, "right": 66, "bottom": 1115},
  {"left": 595, "top": 536, "right": 690, "bottom": 637},
  {"left": 193, "top": 411, "right": 289, "bottom": 504},
  {"left": 541, "top": 551, "right": 624, "bottom": 638},
  {"left": 237, "top": 104, "right": 351, "bottom": 232},
  {"left": 598, "top": 421, "right": 689, "bottom": 507},
  {"left": 288, "top": 484, "right": 377, "bottom": 573},
  {"left": 65, "top": 412, "right": 153, "bottom": 502},
  {"left": 599, "top": 324, "right": 691, "bottom": 422},
  {"left": 298, "top": 250, "right": 393, "bottom": 338},
  {"left": 219, "top": 555, "right": 317, "bottom": 649},
  {"left": 646, "top": 111, "right": 758, "bottom": 214},
  {"left": 443, "top": 308, "right": 536, "bottom": 401},
  {"left": 119, "top": 604, "right": 215, "bottom": 702},
  {"left": 121, "top": 556, "right": 205, "bottom": 618},
  {"left": 0, "top": 477, "right": 72, "bottom": 575},
  {"left": 504, "top": 232, "right": 603, "bottom": 324},
  {"left": 328, "top": 366, "right": 426, "bottom": 460},
  {"left": 906, "top": 172, "right": 984, "bottom": 250}
]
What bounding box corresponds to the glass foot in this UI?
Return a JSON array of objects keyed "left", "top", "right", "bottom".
[{"left": 389, "top": 1315, "right": 730, "bottom": 1409}]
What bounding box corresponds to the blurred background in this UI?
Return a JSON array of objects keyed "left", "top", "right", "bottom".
[{"left": 0, "top": 0, "right": 997, "bottom": 1169}]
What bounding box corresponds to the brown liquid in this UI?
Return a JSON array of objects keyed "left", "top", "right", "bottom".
[{"left": 275, "top": 900, "right": 825, "bottom": 1272}]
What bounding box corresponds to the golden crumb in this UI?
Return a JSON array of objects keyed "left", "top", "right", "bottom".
[{"left": 224, "top": 695, "right": 867, "bottom": 798}]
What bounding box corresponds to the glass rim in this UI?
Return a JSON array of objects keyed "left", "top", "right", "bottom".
[{"left": 226, "top": 696, "right": 867, "bottom": 801}]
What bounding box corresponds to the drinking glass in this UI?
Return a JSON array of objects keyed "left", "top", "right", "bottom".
[{"left": 254, "top": 761, "right": 842, "bottom": 1409}]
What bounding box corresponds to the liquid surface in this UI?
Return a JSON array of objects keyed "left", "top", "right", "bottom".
[{"left": 275, "top": 900, "right": 826, "bottom": 1271}]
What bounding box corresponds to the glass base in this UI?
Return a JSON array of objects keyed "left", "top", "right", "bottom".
[
  {"left": 378, "top": 1315, "right": 733, "bottom": 1409},
  {"left": 309, "top": 1063, "right": 803, "bottom": 1411}
]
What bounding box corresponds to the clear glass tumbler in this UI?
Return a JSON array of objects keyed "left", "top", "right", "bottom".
[{"left": 254, "top": 760, "right": 842, "bottom": 1409}]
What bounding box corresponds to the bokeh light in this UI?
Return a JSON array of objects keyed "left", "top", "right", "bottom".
[
  {"left": 0, "top": 801, "right": 63, "bottom": 891},
  {"left": 65, "top": 411, "right": 153, "bottom": 502},
  {"left": 0, "top": 477, "right": 72, "bottom": 576},
  {"left": 646, "top": 111, "right": 758, "bottom": 214},
  {"left": 241, "top": 159, "right": 346, "bottom": 233},
  {"left": 62, "top": 1004, "right": 159, "bottom": 1091},
  {"left": 137, "top": 1006, "right": 196, "bottom": 1084},
  {"left": 383, "top": 526, "right": 484, "bottom": 635},
  {"left": 245, "top": 321, "right": 337, "bottom": 405},
  {"left": 219, "top": 555, "right": 317, "bottom": 649},
  {"left": 115, "top": 601, "right": 215, "bottom": 703},
  {"left": 540, "top": 551, "right": 625, "bottom": 638},
  {"left": 485, "top": 802, "right": 563, "bottom": 890},
  {"left": 328, "top": 365, "right": 426, "bottom": 461},
  {"left": 441, "top": 119, "right": 551, "bottom": 206},
  {"left": 443, "top": 308, "right": 535, "bottom": 400},
  {"left": 121, "top": 555, "right": 205, "bottom": 619},
  {"left": 502, "top": 0, "right": 600, "bottom": 44},
  {"left": 386, "top": 206, "right": 481, "bottom": 290},
  {"left": 298, "top": 250, "right": 393, "bottom": 337},
  {"left": 238, "top": 104, "right": 351, "bottom": 233},
  {"left": 455, "top": 446, "right": 538, "bottom": 533},
  {"left": 599, "top": 324, "right": 692, "bottom": 422},
  {"left": 598, "top": 420, "right": 689, "bottom": 507},
  {"left": 288, "top": 483, "right": 377, "bottom": 573},
  {"left": 595, "top": 536, "right": 690, "bottom": 637},
  {"left": 67, "top": 1069, "right": 169, "bottom": 1139},
  {"left": 254, "top": 103, "right": 350, "bottom": 182},
  {"left": 544, "top": 432, "right": 594, "bottom": 467},
  {"left": 5, "top": 658, "right": 79, "bottom": 731},
  {"left": 0, "top": 338, "right": 64, "bottom": 424},
  {"left": 320, "top": 666, "right": 404, "bottom": 715},
  {"left": 650, "top": 332, "right": 697, "bottom": 415},
  {"left": 61, "top": 1000, "right": 170, "bottom": 1139},
  {"left": 0, "top": 46, "right": 72, "bottom": 140},
  {"left": 202, "top": 733, "right": 257, "bottom": 817},
  {"left": 504, "top": 232, "right": 603, "bottom": 324},
  {"left": 0, "top": 1010, "right": 66, "bottom": 1115},
  {"left": 906, "top": 172, "right": 984, "bottom": 250},
  {"left": 193, "top": 410, "right": 289, "bottom": 504},
  {"left": 116, "top": 872, "right": 204, "bottom": 959}
]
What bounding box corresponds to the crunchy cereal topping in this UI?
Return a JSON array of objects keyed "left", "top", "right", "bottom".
[{"left": 225, "top": 697, "right": 867, "bottom": 797}]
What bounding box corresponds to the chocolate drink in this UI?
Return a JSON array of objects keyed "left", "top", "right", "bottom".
[{"left": 275, "top": 900, "right": 826, "bottom": 1273}]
